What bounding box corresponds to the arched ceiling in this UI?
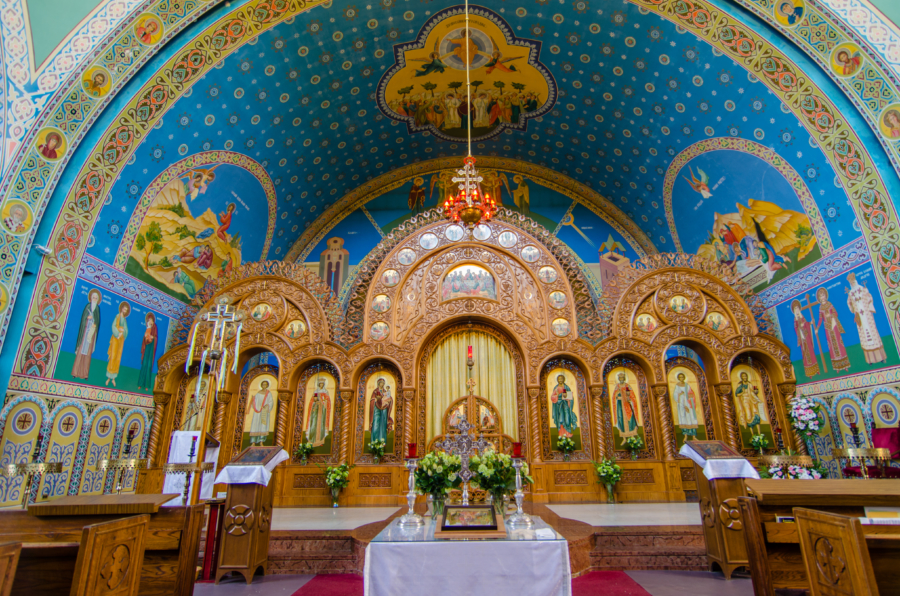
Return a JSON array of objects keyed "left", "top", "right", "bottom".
[{"left": 88, "top": 0, "right": 880, "bottom": 264}]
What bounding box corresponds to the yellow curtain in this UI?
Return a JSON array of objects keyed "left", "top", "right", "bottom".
[{"left": 426, "top": 330, "right": 518, "bottom": 441}]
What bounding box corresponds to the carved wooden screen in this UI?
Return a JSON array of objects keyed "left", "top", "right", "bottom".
[{"left": 428, "top": 395, "right": 514, "bottom": 454}]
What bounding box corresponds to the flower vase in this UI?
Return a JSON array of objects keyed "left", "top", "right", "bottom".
[
  {"left": 757, "top": 448, "right": 765, "bottom": 457},
  {"left": 491, "top": 492, "right": 506, "bottom": 518},
  {"left": 330, "top": 487, "right": 340, "bottom": 508},
  {"left": 563, "top": 452, "right": 571, "bottom": 462},
  {"left": 605, "top": 482, "right": 616, "bottom": 504},
  {"left": 373, "top": 455, "right": 380, "bottom": 465},
  {"left": 430, "top": 494, "right": 445, "bottom": 518},
  {"left": 630, "top": 450, "right": 638, "bottom": 461},
  {"left": 300, "top": 456, "right": 308, "bottom": 466}
]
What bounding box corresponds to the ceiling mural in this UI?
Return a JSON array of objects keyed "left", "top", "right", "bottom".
[{"left": 7, "top": 0, "right": 900, "bottom": 400}]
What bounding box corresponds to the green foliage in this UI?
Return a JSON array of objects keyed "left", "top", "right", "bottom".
[
  {"left": 592, "top": 458, "right": 622, "bottom": 485},
  {"left": 750, "top": 434, "right": 770, "bottom": 451},
  {"left": 624, "top": 436, "right": 644, "bottom": 451},
  {"left": 161, "top": 203, "right": 187, "bottom": 218},
  {"left": 470, "top": 80, "right": 483, "bottom": 90},
  {"left": 795, "top": 224, "right": 813, "bottom": 248},
  {"left": 321, "top": 462, "right": 354, "bottom": 490},
  {"left": 447, "top": 81, "right": 463, "bottom": 91},
  {"left": 469, "top": 449, "right": 533, "bottom": 496},
  {"left": 135, "top": 234, "right": 146, "bottom": 252},
  {"left": 414, "top": 451, "right": 462, "bottom": 496},
  {"left": 294, "top": 441, "right": 314, "bottom": 461},
  {"left": 146, "top": 221, "right": 163, "bottom": 243},
  {"left": 556, "top": 436, "right": 576, "bottom": 454},
  {"left": 158, "top": 256, "right": 172, "bottom": 268},
  {"left": 175, "top": 225, "right": 196, "bottom": 240},
  {"left": 493, "top": 81, "right": 506, "bottom": 90},
  {"left": 420, "top": 82, "right": 437, "bottom": 96},
  {"left": 511, "top": 82, "right": 525, "bottom": 91},
  {"left": 230, "top": 232, "right": 242, "bottom": 249},
  {"left": 398, "top": 86, "right": 414, "bottom": 97},
  {"left": 368, "top": 439, "right": 386, "bottom": 460}
]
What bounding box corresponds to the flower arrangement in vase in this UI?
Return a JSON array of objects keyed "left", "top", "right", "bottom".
[
  {"left": 760, "top": 464, "right": 822, "bottom": 480},
  {"left": 624, "top": 436, "right": 643, "bottom": 460},
  {"left": 470, "top": 449, "right": 533, "bottom": 517},
  {"left": 368, "top": 439, "right": 386, "bottom": 464},
  {"left": 750, "top": 434, "right": 769, "bottom": 456},
  {"left": 592, "top": 458, "right": 622, "bottom": 504},
  {"left": 787, "top": 396, "right": 822, "bottom": 458},
  {"left": 557, "top": 436, "right": 576, "bottom": 461},
  {"left": 413, "top": 450, "right": 461, "bottom": 517},
  {"left": 294, "top": 441, "right": 314, "bottom": 466},
  {"left": 323, "top": 463, "right": 354, "bottom": 507}
]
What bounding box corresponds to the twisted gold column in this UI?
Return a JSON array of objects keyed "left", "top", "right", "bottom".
[
  {"left": 213, "top": 391, "right": 232, "bottom": 443},
  {"left": 340, "top": 390, "right": 354, "bottom": 463},
  {"left": 714, "top": 383, "right": 740, "bottom": 451},
  {"left": 276, "top": 390, "right": 292, "bottom": 448},
  {"left": 590, "top": 386, "right": 607, "bottom": 460},
  {"left": 148, "top": 391, "right": 171, "bottom": 466},
  {"left": 403, "top": 390, "right": 416, "bottom": 451},
  {"left": 777, "top": 383, "right": 806, "bottom": 455},
  {"left": 528, "top": 388, "right": 542, "bottom": 462},
  {"left": 652, "top": 384, "right": 675, "bottom": 460}
]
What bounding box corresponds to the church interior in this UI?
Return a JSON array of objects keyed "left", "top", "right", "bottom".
[{"left": 0, "top": 0, "right": 900, "bottom": 594}]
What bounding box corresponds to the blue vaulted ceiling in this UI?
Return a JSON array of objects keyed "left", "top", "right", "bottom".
[{"left": 88, "top": 0, "right": 887, "bottom": 264}]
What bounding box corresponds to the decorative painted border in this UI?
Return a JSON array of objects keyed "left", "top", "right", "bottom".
[
  {"left": 662, "top": 137, "right": 833, "bottom": 255},
  {"left": 112, "top": 150, "right": 277, "bottom": 268},
  {"left": 756, "top": 238, "right": 870, "bottom": 307},
  {"left": 285, "top": 156, "right": 657, "bottom": 263},
  {"left": 79, "top": 253, "right": 192, "bottom": 319},
  {"left": 636, "top": 0, "right": 900, "bottom": 380},
  {"left": 797, "top": 363, "right": 900, "bottom": 395},
  {"left": 375, "top": 5, "right": 556, "bottom": 143},
  {"left": 12, "top": 0, "right": 326, "bottom": 379},
  {"left": 7, "top": 373, "right": 155, "bottom": 407}
]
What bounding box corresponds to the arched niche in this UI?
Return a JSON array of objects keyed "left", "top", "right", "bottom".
[
  {"left": 539, "top": 359, "right": 593, "bottom": 463},
  {"left": 230, "top": 364, "right": 280, "bottom": 461},
  {"left": 603, "top": 356, "right": 655, "bottom": 461},
  {"left": 354, "top": 361, "right": 404, "bottom": 465},
  {"left": 291, "top": 362, "right": 341, "bottom": 465}
]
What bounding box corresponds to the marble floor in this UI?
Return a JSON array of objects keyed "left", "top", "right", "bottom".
[
  {"left": 270, "top": 507, "right": 401, "bottom": 531},
  {"left": 546, "top": 503, "right": 702, "bottom": 526}
]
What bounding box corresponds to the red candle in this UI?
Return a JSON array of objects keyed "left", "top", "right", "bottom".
[
  {"left": 467, "top": 345, "right": 473, "bottom": 360},
  {"left": 850, "top": 422, "right": 858, "bottom": 430},
  {"left": 408, "top": 443, "right": 417, "bottom": 459},
  {"left": 512, "top": 442, "right": 522, "bottom": 458}
]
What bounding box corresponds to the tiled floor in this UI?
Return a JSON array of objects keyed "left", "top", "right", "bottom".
[
  {"left": 270, "top": 507, "right": 400, "bottom": 530},
  {"left": 547, "top": 503, "right": 702, "bottom": 526},
  {"left": 194, "top": 571, "right": 753, "bottom": 595}
]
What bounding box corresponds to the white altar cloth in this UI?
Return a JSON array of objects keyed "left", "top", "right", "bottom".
[
  {"left": 364, "top": 517, "right": 571, "bottom": 596},
  {"left": 162, "top": 431, "right": 219, "bottom": 505},
  {"left": 214, "top": 448, "right": 289, "bottom": 486},
  {"left": 679, "top": 443, "right": 759, "bottom": 480}
]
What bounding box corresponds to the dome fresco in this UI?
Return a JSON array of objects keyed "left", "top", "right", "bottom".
[{"left": 3, "top": 0, "right": 900, "bottom": 420}]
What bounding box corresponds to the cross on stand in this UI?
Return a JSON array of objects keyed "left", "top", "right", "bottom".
[
  {"left": 798, "top": 293, "right": 828, "bottom": 374},
  {"left": 436, "top": 413, "right": 491, "bottom": 506}
]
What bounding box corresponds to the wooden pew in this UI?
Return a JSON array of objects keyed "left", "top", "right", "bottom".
[
  {"left": 72, "top": 515, "right": 148, "bottom": 596},
  {"left": 737, "top": 497, "right": 807, "bottom": 596},
  {"left": 0, "top": 543, "right": 20, "bottom": 596},
  {"left": 794, "top": 508, "right": 879, "bottom": 596},
  {"left": 0, "top": 495, "right": 203, "bottom": 596},
  {"left": 743, "top": 479, "right": 900, "bottom": 595}
]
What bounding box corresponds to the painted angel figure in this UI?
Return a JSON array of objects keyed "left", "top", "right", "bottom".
[
  {"left": 682, "top": 166, "right": 712, "bottom": 198},
  {"left": 411, "top": 51, "right": 449, "bottom": 77}
]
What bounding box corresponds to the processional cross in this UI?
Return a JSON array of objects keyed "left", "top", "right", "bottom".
[
  {"left": 798, "top": 293, "right": 828, "bottom": 374},
  {"left": 436, "top": 413, "right": 490, "bottom": 506}
]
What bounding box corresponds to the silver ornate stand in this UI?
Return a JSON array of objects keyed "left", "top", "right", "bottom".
[
  {"left": 398, "top": 458, "right": 424, "bottom": 527},
  {"left": 508, "top": 459, "right": 533, "bottom": 528}
]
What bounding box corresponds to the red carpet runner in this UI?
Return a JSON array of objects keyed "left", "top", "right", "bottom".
[{"left": 290, "top": 571, "right": 652, "bottom": 595}]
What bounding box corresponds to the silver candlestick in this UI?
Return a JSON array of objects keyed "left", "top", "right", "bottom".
[
  {"left": 508, "top": 458, "right": 533, "bottom": 528},
  {"left": 398, "top": 458, "right": 424, "bottom": 527}
]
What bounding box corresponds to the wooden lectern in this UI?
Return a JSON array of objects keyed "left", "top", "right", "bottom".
[
  {"left": 682, "top": 440, "right": 753, "bottom": 579},
  {"left": 215, "top": 446, "right": 281, "bottom": 584}
]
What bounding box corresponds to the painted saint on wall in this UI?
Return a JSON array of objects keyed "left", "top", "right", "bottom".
[
  {"left": 816, "top": 287, "right": 850, "bottom": 372},
  {"left": 667, "top": 366, "right": 706, "bottom": 444},
  {"left": 846, "top": 272, "right": 887, "bottom": 365},
  {"left": 547, "top": 369, "right": 580, "bottom": 451},
  {"left": 182, "top": 377, "right": 209, "bottom": 432},
  {"left": 72, "top": 289, "right": 102, "bottom": 380},
  {"left": 730, "top": 365, "right": 774, "bottom": 449},
  {"left": 791, "top": 299, "right": 820, "bottom": 377},
  {"left": 442, "top": 265, "right": 497, "bottom": 301},
  {"left": 304, "top": 373, "right": 335, "bottom": 454},
  {"left": 364, "top": 372, "right": 396, "bottom": 454},
  {"left": 137, "top": 313, "right": 158, "bottom": 390},
  {"left": 607, "top": 367, "right": 643, "bottom": 448},
  {"left": 106, "top": 302, "right": 130, "bottom": 387},
  {"left": 242, "top": 375, "right": 277, "bottom": 448}
]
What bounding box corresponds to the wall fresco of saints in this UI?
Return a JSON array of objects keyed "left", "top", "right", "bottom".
[
  {"left": 442, "top": 264, "right": 497, "bottom": 301},
  {"left": 241, "top": 373, "right": 278, "bottom": 450},
  {"left": 606, "top": 367, "right": 644, "bottom": 449},
  {"left": 729, "top": 364, "right": 774, "bottom": 450},
  {"left": 364, "top": 370, "right": 398, "bottom": 455},
  {"left": 302, "top": 372, "right": 335, "bottom": 455},
  {"left": 546, "top": 368, "right": 580, "bottom": 452},
  {"left": 666, "top": 366, "right": 707, "bottom": 445}
]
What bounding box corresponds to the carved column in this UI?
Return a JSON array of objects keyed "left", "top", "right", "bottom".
[
  {"left": 714, "top": 383, "right": 741, "bottom": 452},
  {"left": 528, "top": 388, "right": 542, "bottom": 462},
  {"left": 148, "top": 391, "right": 171, "bottom": 465},
  {"left": 777, "top": 383, "right": 806, "bottom": 456},
  {"left": 590, "top": 386, "right": 607, "bottom": 460},
  {"left": 275, "top": 390, "right": 292, "bottom": 449},
  {"left": 402, "top": 390, "right": 416, "bottom": 451},
  {"left": 212, "top": 391, "right": 231, "bottom": 442},
  {"left": 652, "top": 384, "right": 675, "bottom": 461},
  {"left": 340, "top": 390, "right": 354, "bottom": 463}
]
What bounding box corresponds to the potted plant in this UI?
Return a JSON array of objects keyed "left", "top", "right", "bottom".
[
  {"left": 368, "top": 439, "right": 386, "bottom": 464},
  {"left": 750, "top": 434, "right": 769, "bottom": 456},
  {"left": 624, "top": 436, "right": 643, "bottom": 460},
  {"left": 592, "top": 458, "right": 622, "bottom": 504},
  {"left": 294, "top": 440, "right": 314, "bottom": 466},
  {"left": 413, "top": 450, "right": 462, "bottom": 517},
  {"left": 557, "top": 436, "right": 576, "bottom": 461},
  {"left": 787, "top": 396, "right": 822, "bottom": 458},
  {"left": 323, "top": 463, "right": 354, "bottom": 507},
  {"left": 470, "top": 449, "right": 533, "bottom": 517}
]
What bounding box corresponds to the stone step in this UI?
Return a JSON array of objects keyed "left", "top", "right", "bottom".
[
  {"left": 589, "top": 527, "right": 707, "bottom": 571},
  {"left": 266, "top": 533, "right": 361, "bottom": 575},
  {"left": 590, "top": 552, "right": 708, "bottom": 571},
  {"left": 594, "top": 533, "right": 706, "bottom": 551},
  {"left": 269, "top": 537, "right": 355, "bottom": 555}
]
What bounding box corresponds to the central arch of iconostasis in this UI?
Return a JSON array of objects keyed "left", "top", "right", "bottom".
[{"left": 146, "top": 213, "right": 797, "bottom": 505}]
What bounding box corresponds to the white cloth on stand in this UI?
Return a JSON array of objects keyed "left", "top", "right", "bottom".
[
  {"left": 162, "top": 431, "right": 220, "bottom": 506},
  {"left": 214, "top": 449, "right": 289, "bottom": 486},
  {"left": 679, "top": 443, "right": 759, "bottom": 480}
]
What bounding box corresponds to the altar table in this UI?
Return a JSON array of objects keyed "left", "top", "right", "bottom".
[{"left": 364, "top": 516, "right": 571, "bottom": 596}]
